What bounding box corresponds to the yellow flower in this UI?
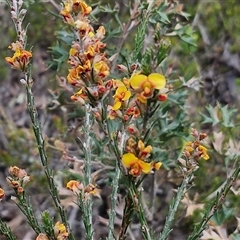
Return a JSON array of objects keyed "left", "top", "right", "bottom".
[
  {"left": 185, "top": 142, "right": 194, "bottom": 153},
  {"left": 130, "top": 73, "right": 166, "bottom": 91},
  {"left": 93, "top": 61, "right": 109, "bottom": 78},
  {"left": 198, "top": 145, "right": 209, "bottom": 160},
  {"left": 112, "top": 85, "right": 131, "bottom": 110},
  {"left": 153, "top": 162, "right": 162, "bottom": 170},
  {"left": 122, "top": 153, "right": 152, "bottom": 176},
  {"left": 54, "top": 222, "right": 69, "bottom": 240}
]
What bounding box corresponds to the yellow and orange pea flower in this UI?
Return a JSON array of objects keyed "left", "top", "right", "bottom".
[
  {"left": 54, "top": 221, "right": 69, "bottom": 240},
  {"left": 112, "top": 85, "right": 131, "bottom": 110},
  {"left": 93, "top": 60, "right": 110, "bottom": 78},
  {"left": 66, "top": 180, "right": 84, "bottom": 194},
  {"left": 5, "top": 48, "right": 32, "bottom": 71},
  {"left": 129, "top": 73, "right": 166, "bottom": 103},
  {"left": 61, "top": 0, "right": 92, "bottom": 16},
  {"left": 122, "top": 153, "right": 152, "bottom": 176},
  {"left": 198, "top": 145, "right": 209, "bottom": 160},
  {"left": 137, "top": 140, "right": 152, "bottom": 159},
  {"left": 184, "top": 142, "right": 209, "bottom": 160},
  {"left": 122, "top": 153, "right": 162, "bottom": 176}
]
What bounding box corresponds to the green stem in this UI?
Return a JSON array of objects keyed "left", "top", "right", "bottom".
[
  {"left": 118, "top": 190, "right": 135, "bottom": 240},
  {"left": 188, "top": 160, "right": 240, "bottom": 240},
  {"left": 25, "top": 75, "right": 74, "bottom": 240},
  {"left": 82, "top": 104, "right": 93, "bottom": 240},
  {"left": 159, "top": 173, "right": 194, "bottom": 240},
  {"left": 107, "top": 131, "right": 127, "bottom": 240},
  {"left": 15, "top": 192, "right": 42, "bottom": 234},
  {"left": 0, "top": 219, "right": 17, "bottom": 240},
  {"left": 137, "top": 190, "right": 154, "bottom": 240}
]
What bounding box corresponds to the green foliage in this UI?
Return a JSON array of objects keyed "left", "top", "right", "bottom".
[
  {"left": 211, "top": 205, "right": 235, "bottom": 226},
  {"left": 2, "top": 0, "right": 240, "bottom": 240}
]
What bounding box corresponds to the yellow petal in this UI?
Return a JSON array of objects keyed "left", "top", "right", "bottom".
[
  {"left": 112, "top": 101, "right": 121, "bottom": 110},
  {"left": 154, "top": 162, "right": 162, "bottom": 170},
  {"left": 148, "top": 73, "right": 166, "bottom": 89},
  {"left": 138, "top": 160, "right": 152, "bottom": 173},
  {"left": 123, "top": 90, "right": 131, "bottom": 101},
  {"left": 116, "top": 85, "right": 127, "bottom": 94},
  {"left": 122, "top": 153, "right": 138, "bottom": 167},
  {"left": 130, "top": 74, "right": 147, "bottom": 89}
]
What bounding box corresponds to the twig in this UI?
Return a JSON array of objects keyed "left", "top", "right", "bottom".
[
  {"left": 159, "top": 173, "right": 194, "bottom": 240},
  {"left": 25, "top": 75, "right": 75, "bottom": 240},
  {"left": 107, "top": 131, "right": 127, "bottom": 240}
]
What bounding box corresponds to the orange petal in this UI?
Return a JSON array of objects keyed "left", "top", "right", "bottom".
[
  {"left": 122, "top": 153, "right": 138, "bottom": 167},
  {"left": 148, "top": 73, "right": 166, "bottom": 89}
]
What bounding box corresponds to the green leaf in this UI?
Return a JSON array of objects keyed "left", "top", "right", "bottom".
[
  {"left": 220, "top": 104, "right": 237, "bottom": 128},
  {"left": 211, "top": 205, "right": 234, "bottom": 226},
  {"left": 55, "top": 30, "right": 75, "bottom": 45},
  {"left": 157, "top": 11, "right": 170, "bottom": 24},
  {"left": 205, "top": 105, "right": 220, "bottom": 126}
]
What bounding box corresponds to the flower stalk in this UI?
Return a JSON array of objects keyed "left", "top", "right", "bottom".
[
  {"left": 0, "top": 219, "right": 17, "bottom": 240},
  {"left": 82, "top": 103, "right": 94, "bottom": 240},
  {"left": 159, "top": 173, "right": 194, "bottom": 240},
  {"left": 25, "top": 75, "right": 74, "bottom": 240},
  {"left": 107, "top": 131, "right": 127, "bottom": 240}
]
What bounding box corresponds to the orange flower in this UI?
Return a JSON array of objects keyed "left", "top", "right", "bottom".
[
  {"left": 93, "top": 61, "right": 109, "bottom": 78},
  {"left": 54, "top": 222, "right": 69, "bottom": 240},
  {"left": 70, "top": 88, "right": 88, "bottom": 104},
  {"left": 112, "top": 85, "right": 131, "bottom": 110},
  {"left": 76, "top": 0, "right": 92, "bottom": 15},
  {"left": 122, "top": 153, "right": 152, "bottom": 176},
  {"left": 66, "top": 180, "right": 83, "bottom": 194},
  {"left": 5, "top": 48, "right": 32, "bottom": 71},
  {"left": 130, "top": 73, "right": 166, "bottom": 103},
  {"left": 137, "top": 140, "right": 152, "bottom": 159},
  {"left": 83, "top": 183, "right": 101, "bottom": 200},
  {"left": 0, "top": 188, "right": 5, "bottom": 200},
  {"left": 36, "top": 233, "right": 49, "bottom": 240},
  {"left": 61, "top": 0, "right": 92, "bottom": 16},
  {"left": 75, "top": 20, "right": 92, "bottom": 37}
]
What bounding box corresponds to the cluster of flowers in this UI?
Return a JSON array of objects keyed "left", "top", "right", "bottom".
[
  {"left": 6, "top": 166, "right": 30, "bottom": 195},
  {"left": 5, "top": 0, "right": 31, "bottom": 72},
  {"left": 184, "top": 129, "right": 209, "bottom": 161},
  {"left": 66, "top": 180, "right": 100, "bottom": 200},
  {"left": 60, "top": 0, "right": 170, "bottom": 179},
  {"left": 180, "top": 129, "right": 209, "bottom": 172},
  {"left": 60, "top": 0, "right": 111, "bottom": 108},
  {"left": 0, "top": 166, "right": 69, "bottom": 240}
]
